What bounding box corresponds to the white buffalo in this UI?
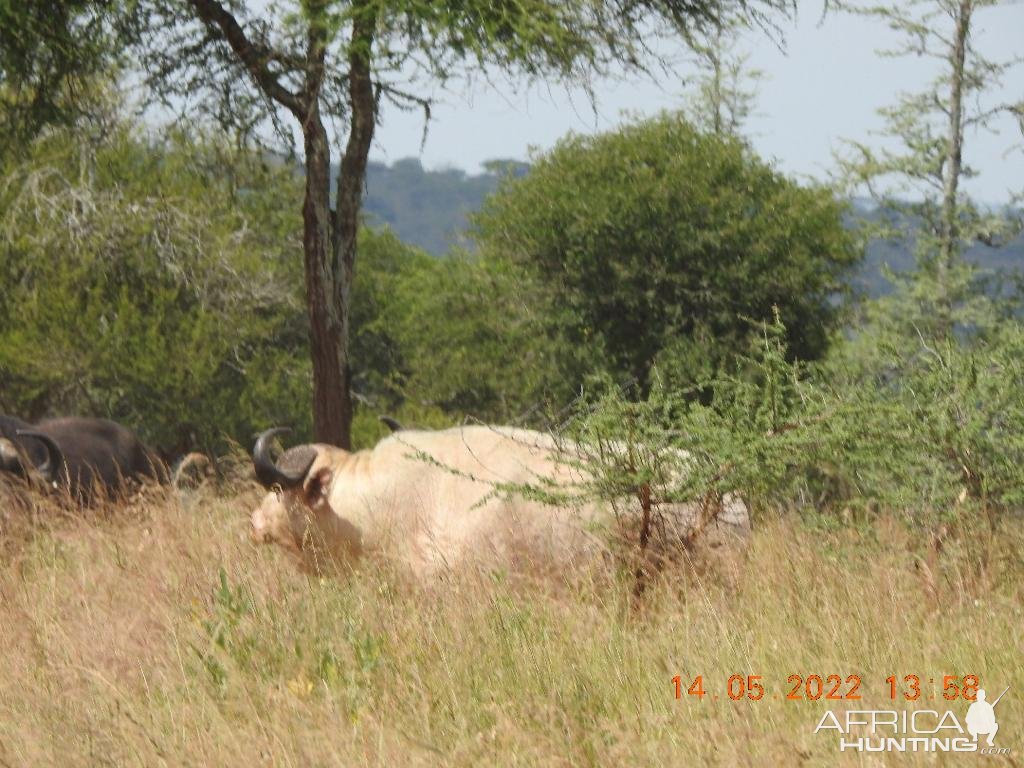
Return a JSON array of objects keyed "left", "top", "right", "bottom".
[{"left": 249, "top": 425, "right": 749, "bottom": 579}]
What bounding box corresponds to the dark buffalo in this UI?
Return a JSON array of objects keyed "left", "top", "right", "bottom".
[{"left": 4, "top": 417, "right": 166, "bottom": 500}]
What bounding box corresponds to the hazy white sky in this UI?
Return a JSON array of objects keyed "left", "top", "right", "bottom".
[{"left": 369, "top": 1, "right": 1024, "bottom": 203}]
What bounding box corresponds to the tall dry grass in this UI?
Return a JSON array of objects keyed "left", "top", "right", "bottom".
[{"left": 0, "top": 480, "right": 1020, "bottom": 766}]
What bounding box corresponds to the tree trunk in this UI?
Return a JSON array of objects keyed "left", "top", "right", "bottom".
[
  {"left": 711, "top": 26, "right": 723, "bottom": 136},
  {"left": 937, "top": 0, "right": 971, "bottom": 334},
  {"left": 303, "top": 108, "right": 352, "bottom": 448},
  {"left": 185, "top": 0, "right": 376, "bottom": 449},
  {"left": 325, "top": 4, "right": 377, "bottom": 449}
]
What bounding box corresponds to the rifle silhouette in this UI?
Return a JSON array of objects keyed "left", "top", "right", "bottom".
[{"left": 991, "top": 686, "right": 1010, "bottom": 708}]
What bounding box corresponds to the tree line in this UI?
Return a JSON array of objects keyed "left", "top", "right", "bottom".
[{"left": 0, "top": 110, "right": 854, "bottom": 450}]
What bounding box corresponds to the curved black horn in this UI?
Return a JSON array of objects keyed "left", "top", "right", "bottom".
[
  {"left": 252, "top": 427, "right": 312, "bottom": 489},
  {"left": 16, "top": 429, "right": 63, "bottom": 481},
  {"left": 379, "top": 415, "right": 404, "bottom": 433}
]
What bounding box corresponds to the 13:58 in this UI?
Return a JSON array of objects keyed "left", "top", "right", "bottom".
[{"left": 887, "top": 674, "right": 979, "bottom": 701}]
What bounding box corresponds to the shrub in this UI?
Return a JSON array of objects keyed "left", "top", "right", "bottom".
[
  {"left": 473, "top": 112, "right": 861, "bottom": 396},
  {"left": 0, "top": 126, "right": 309, "bottom": 455}
]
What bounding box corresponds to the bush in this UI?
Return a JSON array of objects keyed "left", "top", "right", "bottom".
[
  {"left": 363, "top": 252, "right": 565, "bottom": 421},
  {"left": 0, "top": 126, "right": 310, "bottom": 455},
  {"left": 473, "top": 112, "right": 861, "bottom": 396},
  {"left": 557, "top": 313, "right": 1024, "bottom": 568},
  {"left": 0, "top": 121, "right": 496, "bottom": 454}
]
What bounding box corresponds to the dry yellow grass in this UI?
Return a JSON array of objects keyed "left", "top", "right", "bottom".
[{"left": 0, "top": 481, "right": 1020, "bottom": 766}]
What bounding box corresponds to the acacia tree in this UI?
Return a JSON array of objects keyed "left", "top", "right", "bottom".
[
  {"left": 836, "top": 0, "right": 1024, "bottom": 339},
  {"left": 136, "top": 0, "right": 791, "bottom": 448}
]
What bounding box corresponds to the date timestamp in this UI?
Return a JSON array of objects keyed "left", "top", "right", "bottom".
[{"left": 671, "top": 674, "right": 980, "bottom": 702}]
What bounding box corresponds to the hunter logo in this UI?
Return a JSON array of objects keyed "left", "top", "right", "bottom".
[
  {"left": 966, "top": 688, "right": 1008, "bottom": 748},
  {"left": 814, "top": 686, "right": 1011, "bottom": 755}
]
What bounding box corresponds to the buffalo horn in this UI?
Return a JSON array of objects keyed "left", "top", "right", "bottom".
[
  {"left": 252, "top": 427, "right": 312, "bottom": 489},
  {"left": 16, "top": 430, "right": 64, "bottom": 481}
]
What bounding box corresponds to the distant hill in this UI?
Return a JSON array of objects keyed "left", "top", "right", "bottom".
[
  {"left": 359, "top": 157, "right": 527, "bottom": 255},
  {"left": 851, "top": 199, "right": 1024, "bottom": 297},
  {"left": 350, "top": 158, "right": 1023, "bottom": 295}
]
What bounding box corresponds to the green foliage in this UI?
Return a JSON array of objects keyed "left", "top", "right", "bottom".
[
  {"left": 0, "top": 122, "right": 458, "bottom": 454},
  {"left": 563, "top": 312, "right": 1024, "bottom": 544},
  {"left": 0, "top": 119, "right": 482, "bottom": 454},
  {"left": 350, "top": 227, "right": 436, "bottom": 404},
  {"left": 366, "top": 253, "right": 564, "bottom": 421},
  {"left": 473, "top": 113, "right": 861, "bottom": 396},
  {"left": 353, "top": 116, "right": 865, "bottom": 428},
  {"left": 0, "top": 125, "right": 311, "bottom": 455},
  {"left": 780, "top": 324, "right": 1024, "bottom": 523},
  {"left": 818, "top": 322, "right": 1024, "bottom": 521},
  {"left": 0, "top": 0, "right": 128, "bottom": 147},
  {"left": 349, "top": 228, "right": 464, "bottom": 443},
  {"left": 835, "top": 0, "right": 1024, "bottom": 340},
  {"left": 564, "top": 316, "right": 807, "bottom": 517}
]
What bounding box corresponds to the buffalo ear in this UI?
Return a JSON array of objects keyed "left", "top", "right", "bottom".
[{"left": 304, "top": 467, "right": 333, "bottom": 505}]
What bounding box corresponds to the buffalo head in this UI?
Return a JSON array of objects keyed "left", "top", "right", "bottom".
[
  {"left": 0, "top": 415, "right": 48, "bottom": 477},
  {"left": 0, "top": 427, "right": 60, "bottom": 485},
  {"left": 250, "top": 428, "right": 358, "bottom": 568}
]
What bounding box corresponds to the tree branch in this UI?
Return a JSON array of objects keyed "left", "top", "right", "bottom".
[
  {"left": 301, "top": 0, "right": 328, "bottom": 121},
  {"left": 333, "top": 2, "right": 378, "bottom": 245},
  {"left": 186, "top": 0, "right": 306, "bottom": 117}
]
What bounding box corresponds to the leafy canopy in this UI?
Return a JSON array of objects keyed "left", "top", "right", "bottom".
[
  {"left": 0, "top": 124, "right": 310, "bottom": 454},
  {"left": 139, "top": 0, "right": 792, "bottom": 143},
  {"left": 473, "top": 113, "right": 860, "bottom": 395},
  {"left": 0, "top": 0, "right": 128, "bottom": 147}
]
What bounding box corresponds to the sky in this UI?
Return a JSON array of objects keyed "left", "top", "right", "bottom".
[{"left": 369, "top": 1, "right": 1024, "bottom": 203}]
